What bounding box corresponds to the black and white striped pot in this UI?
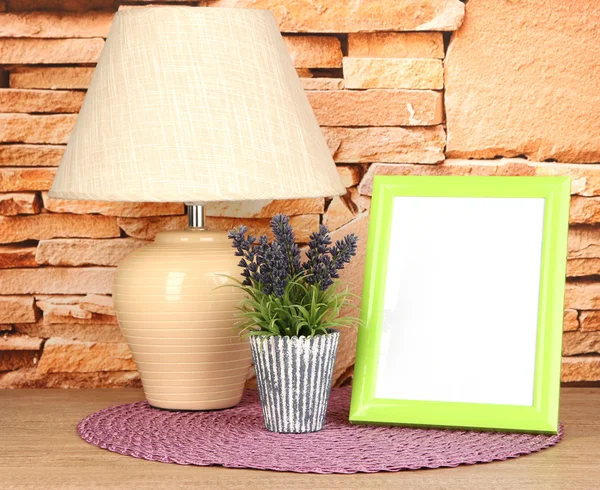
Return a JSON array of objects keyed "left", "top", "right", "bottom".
[{"left": 249, "top": 330, "right": 340, "bottom": 433}]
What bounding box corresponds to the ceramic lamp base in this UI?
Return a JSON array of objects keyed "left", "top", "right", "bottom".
[{"left": 113, "top": 228, "right": 251, "bottom": 410}]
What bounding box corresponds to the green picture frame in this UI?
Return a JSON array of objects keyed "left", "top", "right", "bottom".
[{"left": 350, "top": 176, "right": 571, "bottom": 434}]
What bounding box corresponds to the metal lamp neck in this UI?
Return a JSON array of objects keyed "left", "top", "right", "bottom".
[{"left": 186, "top": 204, "right": 206, "bottom": 229}]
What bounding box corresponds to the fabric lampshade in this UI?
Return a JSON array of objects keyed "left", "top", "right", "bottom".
[{"left": 49, "top": 7, "right": 345, "bottom": 202}]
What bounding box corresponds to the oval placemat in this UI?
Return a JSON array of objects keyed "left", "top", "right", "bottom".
[{"left": 78, "top": 387, "right": 563, "bottom": 474}]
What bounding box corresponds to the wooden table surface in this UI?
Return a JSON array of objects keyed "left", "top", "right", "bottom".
[{"left": 1, "top": 387, "right": 599, "bottom": 489}]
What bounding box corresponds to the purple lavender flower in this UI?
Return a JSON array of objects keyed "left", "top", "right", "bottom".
[
  {"left": 228, "top": 226, "right": 260, "bottom": 286},
  {"left": 304, "top": 225, "right": 358, "bottom": 290},
  {"left": 229, "top": 226, "right": 289, "bottom": 296},
  {"left": 260, "top": 241, "right": 289, "bottom": 296},
  {"left": 331, "top": 234, "right": 359, "bottom": 271},
  {"left": 303, "top": 224, "right": 332, "bottom": 286},
  {"left": 229, "top": 215, "right": 358, "bottom": 295},
  {"left": 271, "top": 214, "right": 301, "bottom": 277}
]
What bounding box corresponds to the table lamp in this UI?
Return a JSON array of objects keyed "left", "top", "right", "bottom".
[{"left": 49, "top": 7, "right": 345, "bottom": 410}]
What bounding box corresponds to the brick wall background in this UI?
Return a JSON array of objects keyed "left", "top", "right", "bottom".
[{"left": 0, "top": 0, "right": 599, "bottom": 388}]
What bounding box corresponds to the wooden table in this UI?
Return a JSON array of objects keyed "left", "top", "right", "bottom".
[{"left": 1, "top": 388, "right": 599, "bottom": 489}]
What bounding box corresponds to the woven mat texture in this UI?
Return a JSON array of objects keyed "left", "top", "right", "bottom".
[{"left": 78, "top": 387, "right": 563, "bottom": 474}]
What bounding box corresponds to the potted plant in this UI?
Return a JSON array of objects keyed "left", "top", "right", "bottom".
[{"left": 228, "top": 214, "right": 359, "bottom": 433}]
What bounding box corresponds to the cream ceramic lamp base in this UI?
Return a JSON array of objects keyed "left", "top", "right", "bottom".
[{"left": 113, "top": 220, "right": 251, "bottom": 410}]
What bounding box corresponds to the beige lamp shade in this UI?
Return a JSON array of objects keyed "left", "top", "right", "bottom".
[{"left": 49, "top": 7, "right": 345, "bottom": 202}]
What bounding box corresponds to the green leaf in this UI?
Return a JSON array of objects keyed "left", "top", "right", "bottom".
[{"left": 228, "top": 276, "right": 359, "bottom": 338}]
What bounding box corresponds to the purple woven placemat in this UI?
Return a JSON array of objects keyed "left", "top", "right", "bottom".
[{"left": 77, "top": 387, "right": 563, "bottom": 474}]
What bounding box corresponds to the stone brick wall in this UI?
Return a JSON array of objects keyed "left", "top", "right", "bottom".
[{"left": 0, "top": 0, "right": 598, "bottom": 388}]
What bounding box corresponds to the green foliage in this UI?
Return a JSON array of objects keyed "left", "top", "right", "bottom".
[
  {"left": 226, "top": 214, "right": 360, "bottom": 338},
  {"left": 230, "top": 275, "right": 358, "bottom": 338}
]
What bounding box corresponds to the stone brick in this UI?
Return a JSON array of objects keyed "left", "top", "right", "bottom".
[
  {"left": 0, "top": 144, "right": 65, "bottom": 167},
  {"left": 35, "top": 238, "right": 147, "bottom": 267},
  {"left": 0, "top": 351, "right": 36, "bottom": 371},
  {"left": 80, "top": 294, "right": 115, "bottom": 316},
  {"left": 119, "top": 214, "right": 319, "bottom": 242},
  {"left": 35, "top": 294, "right": 81, "bottom": 304},
  {"left": 34, "top": 296, "right": 117, "bottom": 324},
  {"left": 283, "top": 35, "right": 342, "bottom": 68},
  {"left": 566, "top": 166, "right": 600, "bottom": 197},
  {"left": 445, "top": 0, "right": 600, "bottom": 163},
  {"left": 0, "top": 245, "right": 38, "bottom": 269},
  {"left": 9, "top": 0, "right": 114, "bottom": 12},
  {"left": 347, "top": 187, "right": 371, "bottom": 213},
  {"left": 323, "top": 126, "right": 445, "bottom": 164},
  {"left": 295, "top": 68, "right": 312, "bottom": 78},
  {"left": 561, "top": 356, "right": 600, "bottom": 382},
  {"left": 117, "top": 215, "right": 187, "bottom": 240},
  {"left": 246, "top": 368, "right": 257, "bottom": 387},
  {"left": 0, "top": 38, "right": 104, "bottom": 64},
  {"left": 357, "top": 164, "right": 413, "bottom": 195},
  {"left": 37, "top": 338, "right": 135, "bottom": 373},
  {"left": 348, "top": 32, "right": 444, "bottom": 59},
  {"left": 0, "top": 267, "right": 115, "bottom": 294},
  {"left": 358, "top": 160, "right": 600, "bottom": 197},
  {"left": 328, "top": 213, "right": 369, "bottom": 382},
  {"left": 570, "top": 197, "right": 600, "bottom": 225},
  {"left": 0, "top": 214, "right": 120, "bottom": 243},
  {"left": 569, "top": 227, "right": 600, "bottom": 259},
  {"left": 0, "top": 334, "right": 42, "bottom": 351},
  {"left": 473, "top": 159, "right": 596, "bottom": 189},
  {"left": 36, "top": 297, "right": 92, "bottom": 321},
  {"left": 580, "top": 311, "right": 600, "bottom": 332},
  {"left": 0, "top": 368, "right": 140, "bottom": 389},
  {"left": 43, "top": 310, "right": 117, "bottom": 326},
  {"left": 41, "top": 193, "right": 184, "bottom": 217},
  {"left": 343, "top": 58, "right": 443, "bottom": 90},
  {"left": 324, "top": 196, "right": 354, "bottom": 231},
  {"left": 118, "top": 3, "right": 199, "bottom": 11},
  {"left": 9, "top": 67, "right": 95, "bottom": 89},
  {"left": 564, "top": 309, "right": 579, "bottom": 332},
  {"left": 13, "top": 320, "right": 124, "bottom": 343},
  {"left": 0, "top": 334, "right": 44, "bottom": 371},
  {"left": 0, "top": 192, "right": 40, "bottom": 215},
  {"left": 0, "top": 11, "right": 113, "bottom": 38},
  {"left": 301, "top": 78, "right": 344, "bottom": 90},
  {"left": 458, "top": 160, "right": 600, "bottom": 197},
  {"left": 0, "top": 296, "right": 36, "bottom": 323},
  {"left": 214, "top": 0, "right": 465, "bottom": 32},
  {"left": 567, "top": 258, "right": 600, "bottom": 278},
  {"left": 337, "top": 166, "right": 362, "bottom": 188},
  {"left": 565, "top": 282, "right": 600, "bottom": 310},
  {"left": 334, "top": 365, "right": 354, "bottom": 388},
  {"left": 307, "top": 90, "right": 443, "bottom": 126},
  {"left": 205, "top": 198, "right": 324, "bottom": 219},
  {"left": 563, "top": 331, "right": 600, "bottom": 356},
  {"left": 0, "top": 89, "right": 84, "bottom": 113},
  {"left": 0, "top": 114, "right": 76, "bottom": 144},
  {"left": 0, "top": 168, "right": 56, "bottom": 191}
]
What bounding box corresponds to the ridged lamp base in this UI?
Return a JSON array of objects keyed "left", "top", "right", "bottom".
[{"left": 113, "top": 228, "right": 251, "bottom": 410}]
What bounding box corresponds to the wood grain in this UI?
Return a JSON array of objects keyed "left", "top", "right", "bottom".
[{"left": 1, "top": 388, "right": 599, "bottom": 489}]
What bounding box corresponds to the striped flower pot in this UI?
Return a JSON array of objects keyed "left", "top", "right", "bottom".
[{"left": 249, "top": 330, "right": 340, "bottom": 433}]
